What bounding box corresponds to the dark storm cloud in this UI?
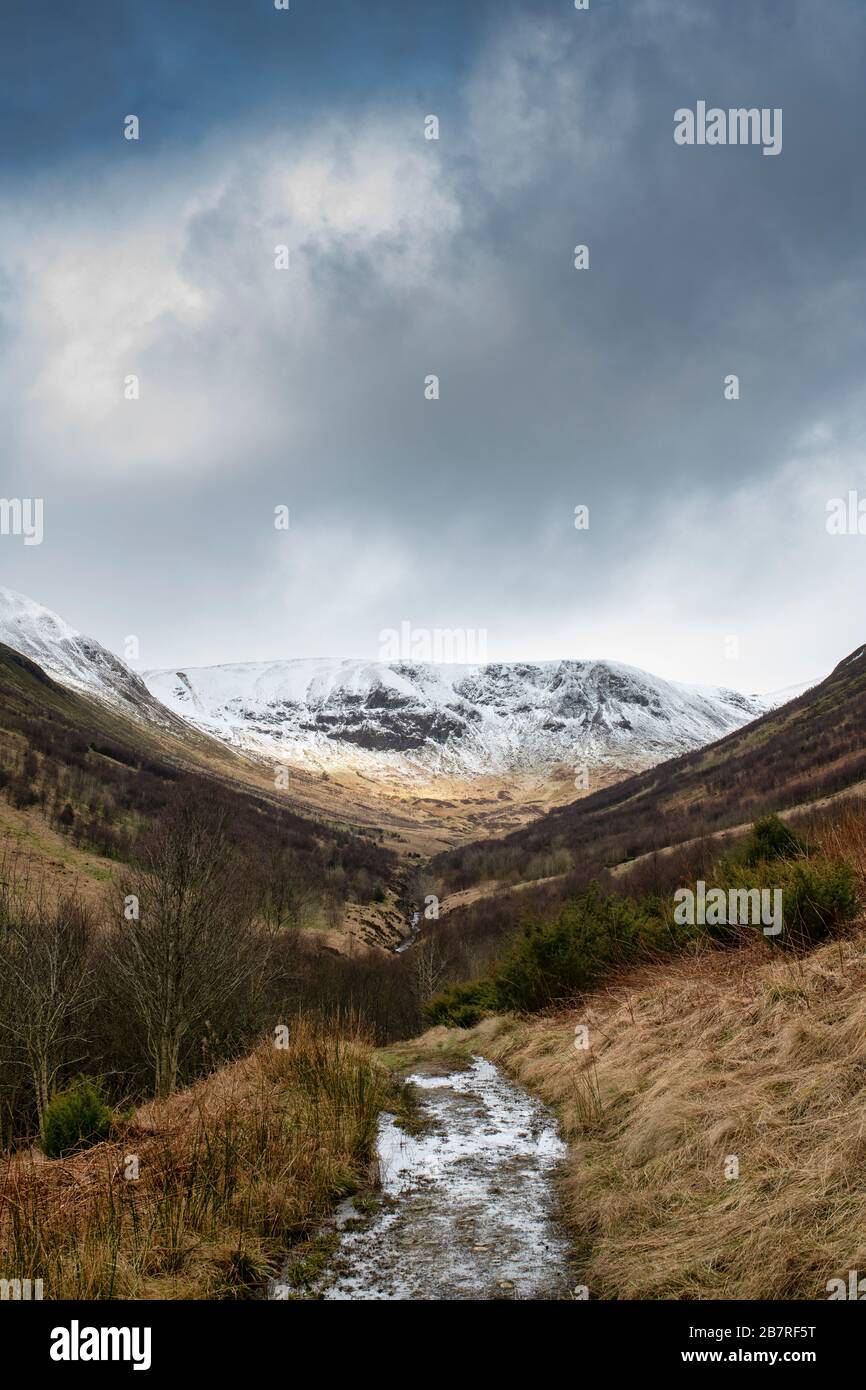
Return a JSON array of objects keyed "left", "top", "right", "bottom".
[
  {"left": 0, "top": 0, "right": 489, "bottom": 171},
  {"left": 1, "top": 0, "right": 865, "bottom": 691}
]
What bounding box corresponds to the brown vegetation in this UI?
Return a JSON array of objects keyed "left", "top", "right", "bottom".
[
  {"left": 454, "top": 808, "right": 866, "bottom": 1299},
  {"left": 0, "top": 1022, "right": 392, "bottom": 1299}
]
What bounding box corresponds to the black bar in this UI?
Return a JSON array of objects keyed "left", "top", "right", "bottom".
[{"left": 3, "top": 1299, "right": 859, "bottom": 1375}]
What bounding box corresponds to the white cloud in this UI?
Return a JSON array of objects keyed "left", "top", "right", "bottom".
[{"left": 0, "top": 118, "right": 462, "bottom": 479}]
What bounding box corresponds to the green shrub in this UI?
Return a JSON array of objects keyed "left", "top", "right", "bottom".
[
  {"left": 715, "top": 851, "right": 858, "bottom": 947},
  {"left": 777, "top": 858, "right": 858, "bottom": 945},
  {"left": 42, "top": 1077, "right": 114, "bottom": 1158},
  {"left": 424, "top": 978, "right": 499, "bottom": 1028},
  {"left": 426, "top": 884, "right": 690, "bottom": 1023},
  {"left": 493, "top": 886, "right": 687, "bottom": 1013},
  {"left": 740, "top": 814, "right": 809, "bottom": 867}
]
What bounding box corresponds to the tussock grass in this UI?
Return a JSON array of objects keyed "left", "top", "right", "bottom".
[
  {"left": 447, "top": 816, "right": 866, "bottom": 1299},
  {"left": 0, "top": 1018, "right": 392, "bottom": 1299},
  {"left": 471, "top": 930, "right": 866, "bottom": 1298}
]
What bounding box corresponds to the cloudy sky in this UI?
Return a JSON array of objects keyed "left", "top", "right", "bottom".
[{"left": 1, "top": 0, "right": 865, "bottom": 694}]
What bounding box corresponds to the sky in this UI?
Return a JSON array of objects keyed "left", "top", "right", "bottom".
[{"left": 1, "top": 0, "right": 865, "bottom": 695}]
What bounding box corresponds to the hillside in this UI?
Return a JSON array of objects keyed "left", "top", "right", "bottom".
[
  {"left": 464, "top": 905, "right": 866, "bottom": 1299},
  {"left": 0, "top": 587, "right": 190, "bottom": 731},
  {"left": 0, "top": 642, "right": 399, "bottom": 936},
  {"left": 435, "top": 644, "right": 866, "bottom": 892},
  {"left": 379, "top": 803, "right": 866, "bottom": 1300}
]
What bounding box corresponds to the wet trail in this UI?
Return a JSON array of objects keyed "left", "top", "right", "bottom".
[{"left": 287, "top": 1055, "right": 573, "bottom": 1301}]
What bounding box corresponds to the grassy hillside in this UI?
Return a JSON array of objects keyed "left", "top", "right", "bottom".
[
  {"left": 467, "top": 909, "right": 866, "bottom": 1300},
  {"left": 388, "top": 805, "right": 866, "bottom": 1300},
  {"left": 0, "top": 642, "right": 397, "bottom": 918},
  {"left": 0, "top": 642, "right": 418, "bottom": 1148}
]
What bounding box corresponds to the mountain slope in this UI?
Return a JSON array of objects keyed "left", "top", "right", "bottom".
[
  {"left": 0, "top": 639, "right": 398, "bottom": 932},
  {"left": 435, "top": 642, "right": 866, "bottom": 889},
  {"left": 0, "top": 589, "right": 484, "bottom": 852},
  {"left": 143, "top": 656, "right": 766, "bottom": 783},
  {"left": 0, "top": 586, "right": 770, "bottom": 854},
  {"left": 0, "top": 587, "right": 180, "bottom": 728}
]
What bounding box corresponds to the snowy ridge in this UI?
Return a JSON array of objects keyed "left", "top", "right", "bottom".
[
  {"left": 0, "top": 586, "right": 174, "bottom": 726},
  {"left": 143, "top": 655, "right": 768, "bottom": 781},
  {"left": 0, "top": 586, "right": 769, "bottom": 782}
]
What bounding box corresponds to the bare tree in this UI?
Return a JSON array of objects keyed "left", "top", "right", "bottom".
[
  {"left": 257, "top": 844, "right": 312, "bottom": 936},
  {"left": 106, "top": 797, "right": 260, "bottom": 1099},
  {"left": 0, "top": 888, "right": 95, "bottom": 1129},
  {"left": 411, "top": 933, "right": 451, "bottom": 1010}
]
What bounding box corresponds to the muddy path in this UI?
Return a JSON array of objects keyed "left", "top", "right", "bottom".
[{"left": 280, "top": 1055, "right": 574, "bottom": 1301}]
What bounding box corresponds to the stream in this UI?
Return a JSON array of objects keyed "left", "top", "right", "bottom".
[
  {"left": 394, "top": 909, "right": 421, "bottom": 953},
  {"left": 276, "top": 1055, "right": 574, "bottom": 1300}
]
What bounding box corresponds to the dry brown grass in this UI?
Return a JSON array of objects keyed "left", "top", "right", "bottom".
[
  {"left": 816, "top": 802, "right": 866, "bottom": 900},
  {"left": 457, "top": 812, "right": 866, "bottom": 1299},
  {"left": 0, "top": 1019, "right": 392, "bottom": 1299}
]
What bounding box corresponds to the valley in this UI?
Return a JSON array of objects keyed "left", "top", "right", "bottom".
[
  {"left": 0, "top": 584, "right": 770, "bottom": 860},
  {"left": 2, "top": 581, "right": 866, "bottom": 1306},
  {"left": 3, "top": 0, "right": 861, "bottom": 1328}
]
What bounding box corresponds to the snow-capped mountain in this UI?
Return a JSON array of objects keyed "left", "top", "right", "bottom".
[
  {"left": 143, "top": 656, "right": 767, "bottom": 782},
  {"left": 0, "top": 587, "right": 768, "bottom": 784},
  {"left": 0, "top": 586, "right": 173, "bottom": 726}
]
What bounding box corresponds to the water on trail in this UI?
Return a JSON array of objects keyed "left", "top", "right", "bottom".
[{"left": 283, "top": 1055, "right": 573, "bottom": 1301}]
